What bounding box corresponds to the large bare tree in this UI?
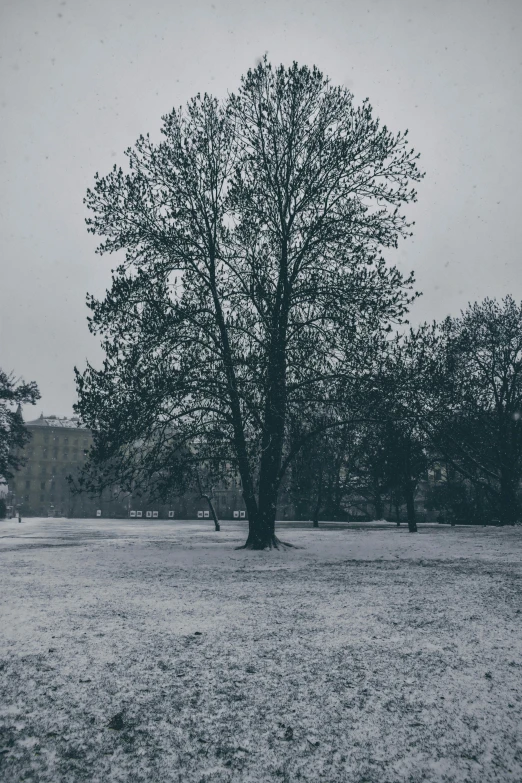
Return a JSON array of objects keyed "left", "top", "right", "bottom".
[{"left": 76, "top": 60, "right": 423, "bottom": 548}]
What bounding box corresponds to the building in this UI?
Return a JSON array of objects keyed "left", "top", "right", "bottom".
[
  {"left": 7, "top": 414, "right": 252, "bottom": 520},
  {"left": 7, "top": 414, "right": 95, "bottom": 517}
]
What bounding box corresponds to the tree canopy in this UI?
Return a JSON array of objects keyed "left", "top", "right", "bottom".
[{"left": 76, "top": 59, "right": 424, "bottom": 548}]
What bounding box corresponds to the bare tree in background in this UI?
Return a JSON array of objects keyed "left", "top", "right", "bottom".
[{"left": 428, "top": 298, "right": 522, "bottom": 526}]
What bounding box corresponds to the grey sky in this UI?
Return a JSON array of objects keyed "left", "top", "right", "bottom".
[{"left": 1, "top": 0, "right": 521, "bottom": 416}]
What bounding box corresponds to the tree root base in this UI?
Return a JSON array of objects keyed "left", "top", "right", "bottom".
[{"left": 236, "top": 534, "right": 296, "bottom": 551}]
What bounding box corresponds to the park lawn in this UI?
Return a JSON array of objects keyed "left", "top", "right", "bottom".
[{"left": 0, "top": 518, "right": 521, "bottom": 783}]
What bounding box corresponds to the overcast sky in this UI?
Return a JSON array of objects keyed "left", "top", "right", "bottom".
[{"left": 1, "top": 0, "right": 521, "bottom": 417}]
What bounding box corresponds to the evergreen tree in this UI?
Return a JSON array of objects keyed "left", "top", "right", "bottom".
[{"left": 0, "top": 369, "right": 40, "bottom": 482}]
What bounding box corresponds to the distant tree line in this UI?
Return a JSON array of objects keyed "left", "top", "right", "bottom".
[{"left": 288, "top": 296, "right": 522, "bottom": 531}]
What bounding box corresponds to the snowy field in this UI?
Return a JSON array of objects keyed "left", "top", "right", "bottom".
[{"left": 1, "top": 518, "right": 521, "bottom": 783}]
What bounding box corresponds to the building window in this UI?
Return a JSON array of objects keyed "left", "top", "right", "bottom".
[
  {"left": 434, "top": 468, "right": 442, "bottom": 482},
  {"left": 25, "top": 480, "right": 31, "bottom": 489}
]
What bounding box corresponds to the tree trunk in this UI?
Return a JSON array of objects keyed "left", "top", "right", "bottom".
[
  {"left": 394, "top": 497, "right": 401, "bottom": 527},
  {"left": 240, "top": 338, "right": 290, "bottom": 549},
  {"left": 195, "top": 473, "right": 220, "bottom": 531},
  {"left": 401, "top": 439, "right": 417, "bottom": 533},
  {"left": 238, "top": 427, "right": 293, "bottom": 549},
  {"left": 405, "top": 485, "right": 417, "bottom": 533},
  {"left": 203, "top": 495, "right": 220, "bottom": 532},
  {"left": 239, "top": 507, "right": 281, "bottom": 549},
  {"left": 312, "top": 465, "right": 323, "bottom": 528},
  {"left": 374, "top": 490, "right": 384, "bottom": 521},
  {"left": 237, "top": 262, "right": 292, "bottom": 550},
  {"left": 239, "top": 448, "right": 295, "bottom": 548},
  {"left": 244, "top": 447, "right": 284, "bottom": 548},
  {"left": 499, "top": 471, "right": 518, "bottom": 526}
]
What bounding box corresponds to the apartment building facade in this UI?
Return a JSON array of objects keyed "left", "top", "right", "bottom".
[
  {"left": 7, "top": 414, "right": 252, "bottom": 519},
  {"left": 7, "top": 414, "right": 95, "bottom": 517}
]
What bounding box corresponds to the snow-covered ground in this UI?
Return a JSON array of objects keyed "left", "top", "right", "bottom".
[{"left": 1, "top": 517, "right": 521, "bottom": 783}]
